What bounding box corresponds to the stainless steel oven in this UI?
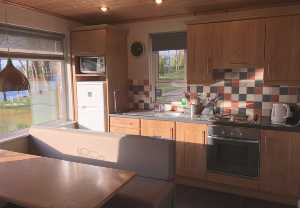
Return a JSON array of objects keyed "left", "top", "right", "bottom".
[{"left": 207, "top": 125, "right": 260, "bottom": 178}]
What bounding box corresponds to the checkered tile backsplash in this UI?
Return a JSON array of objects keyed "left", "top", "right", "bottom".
[
  {"left": 128, "top": 79, "right": 152, "bottom": 110},
  {"left": 188, "top": 68, "right": 300, "bottom": 121},
  {"left": 129, "top": 68, "right": 300, "bottom": 122}
]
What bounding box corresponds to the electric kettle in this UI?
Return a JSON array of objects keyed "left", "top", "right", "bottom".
[{"left": 271, "top": 103, "right": 292, "bottom": 125}]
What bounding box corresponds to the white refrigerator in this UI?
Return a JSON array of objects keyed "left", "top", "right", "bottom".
[{"left": 76, "top": 81, "right": 107, "bottom": 132}]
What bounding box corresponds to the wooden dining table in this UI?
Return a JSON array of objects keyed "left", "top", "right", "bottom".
[{"left": 0, "top": 150, "right": 135, "bottom": 208}]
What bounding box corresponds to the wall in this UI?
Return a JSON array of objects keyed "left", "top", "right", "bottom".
[
  {"left": 117, "top": 16, "right": 194, "bottom": 110},
  {"left": 0, "top": 2, "right": 82, "bottom": 120}
]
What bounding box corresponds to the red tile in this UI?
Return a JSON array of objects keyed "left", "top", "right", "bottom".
[
  {"left": 256, "top": 68, "right": 264, "bottom": 73},
  {"left": 232, "top": 101, "right": 239, "bottom": 108},
  {"left": 288, "top": 87, "right": 297, "bottom": 95},
  {"left": 232, "top": 80, "right": 239, "bottom": 87},
  {"left": 144, "top": 80, "right": 150, "bottom": 86},
  {"left": 224, "top": 94, "right": 231, "bottom": 100},
  {"left": 255, "top": 87, "right": 263, "bottom": 94},
  {"left": 272, "top": 95, "right": 279, "bottom": 102},
  {"left": 218, "top": 86, "right": 224, "bottom": 94},
  {"left": 246, "top": 102, "right": 254, "bottom": 109},
  {"left": 224, "top": 108, "right": 232, "bottom": 114},
  {"left": 247, "top": 72, "right": 255, "bottom": 80}
]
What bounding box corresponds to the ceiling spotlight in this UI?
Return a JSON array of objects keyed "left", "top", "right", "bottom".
[
  {"left": 100, "top": 6, "right": 109, "bottom": 12},
  {"left": 154, "top": 0, "right": 163, "bottom": 5}
]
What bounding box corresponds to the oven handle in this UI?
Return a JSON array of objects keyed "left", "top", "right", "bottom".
[{"left": 208, "top": 136, "right": 259, "bottom": 144}]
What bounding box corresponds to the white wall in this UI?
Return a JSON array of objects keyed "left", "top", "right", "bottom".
[
  {"left": 0, "top": 2, "right": 82, "bottom": 120},
  {"left": 117, "top": 16, "right": 195, "bottom": 81}
]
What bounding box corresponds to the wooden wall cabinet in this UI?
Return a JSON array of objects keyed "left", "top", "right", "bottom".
[
  {"left": 141, "top": 119, "right": 175, "bottom": 140},
  {"left": 71, "top": 26, "right": 128, "bottom": 121},
  {"left": 71, "top": 29, "right": 106, "bottom": 56},
  {"left": 187, "top": 24, "right": 213, "bottom": 85},
  {"left": 260, "top": 130, "right": 300, "bottom": 197},
  {"left": 176, "top": 122, "right": 207, "bottom": 179},
  {"left": 264, "top": 15, "right": 300, "bottom": 85},
  {"left": 187, "top": 19, "right": 265, "bottom": 84},
  {"left": 223, "top": 19, "right": 265, "bottom": 68},
  {"left": 109, "top": 117, "right": 140, "bottom": 135}
]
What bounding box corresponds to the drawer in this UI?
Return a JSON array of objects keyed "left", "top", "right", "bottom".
[
  {"left": 109, "top": 126, "right": 140, "bottom": 135},
  {"left": 109, "top": 117, "right": 140, "bottom": 129},
  {"left": 141, "top": 119, "right": 175, "bottom": 140}
]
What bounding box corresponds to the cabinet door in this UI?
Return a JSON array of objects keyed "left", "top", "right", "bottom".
[
  {"left": 265, "top": 15, "right": 300, "bottom": 85},
  {"left": 141, "top": 120, "right": 175, "bottom": 140},
  {"left": 223, "top": 19, "right": 265, "bottom": 68},
  {"left": 176, "top": 122, "right": 207, "bottom": 179},
  {"left": 71, "top": 29, "right": 106, "bottom": 55},
  {"left": 208, "top": 22, "right": 227, "bottom": 69},
  {"left": 260, "top": 130, "right": 298, "bottom": 196},
  {"left": 187, "top": 25, "right": 211, "bottom": 84}
]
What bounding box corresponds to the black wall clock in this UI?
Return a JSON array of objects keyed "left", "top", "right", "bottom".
[{"left": 130, "top": 41, "right": 144, "bottom": 57}]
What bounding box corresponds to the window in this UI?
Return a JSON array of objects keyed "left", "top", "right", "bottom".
[
  {"left": 0, "top": 58, "right": 64, "bottom": 134},
  {"left": 155, "top": 50, "right": 187, "bottom": 103},
  {"left": 151, "top": 32, "right": 187, "bottom": 104},
  {"left": 0, "top": 24, "right": 66, "bottom": 135}
]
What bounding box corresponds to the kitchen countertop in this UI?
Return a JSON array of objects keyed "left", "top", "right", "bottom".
[{"left": 110, "top": 111, "right": 300, "bottom": 133}]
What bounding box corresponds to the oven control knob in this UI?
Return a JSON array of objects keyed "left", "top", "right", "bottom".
[
  {"left": 221, "top": 131, "right": 225, "bottom": 134},
  {"left": 239, "top": 133, "right": 243, "bottom": 136}
]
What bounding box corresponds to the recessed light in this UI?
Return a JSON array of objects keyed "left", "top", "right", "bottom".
[
  {"left": 154, "top": 0, "right": 163, "bottom": 5},
  {"left": 100, "top": 6, "right": 109, "bottom": 12}
]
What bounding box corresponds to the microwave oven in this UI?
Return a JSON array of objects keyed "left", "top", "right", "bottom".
[{"left": 79, "top": 56, "right": 106, "bottom": 74}]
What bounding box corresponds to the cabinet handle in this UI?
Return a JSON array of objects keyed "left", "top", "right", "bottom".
[{"left": 170, "top": 128, "right": 174, "bottom": 140}]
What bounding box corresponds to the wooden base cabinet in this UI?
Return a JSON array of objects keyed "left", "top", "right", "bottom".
[
  {"left": 141, "top": 119, "right": 175, "bottom": 140},
  {"left": 260, "top": 130, "right": 300, "bottom": 197},
  {"left": 176, "top": 122, "right": 207, "bottom": 179}
]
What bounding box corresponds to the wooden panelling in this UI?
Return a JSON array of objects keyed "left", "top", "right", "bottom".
[
  {"left": 260, "top": 130, "right": 300, "bottom": 197},
  {"left": 109, "top": 117, "right": 140, "bottom": 135},
  {"left": 176, "top": 122, "right": 207, "bottom": 179},
  {"left": 141, "top": 119, "right": 175, "bottom": 140},
  {"left": 71, "top": 29, "right": 106, "bottom": 56},
  {"left": 6, "top": 0, "right": 300, "bottom": 24},
  {"left": 264, "top": 15, "right": 300, "bottom": 85}
]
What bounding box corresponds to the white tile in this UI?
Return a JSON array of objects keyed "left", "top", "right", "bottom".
[
  {"left": 224, "top": 72, "right": 233, "bottom": 79},
  {"left": 262, "top": 109, "right": 272, "bottom": 117},
  {"left": 231, "top": 94, "right": 239, "bottom": 101},
  {"left": 263, "top": 87, "right": 272, "bottom": 94},
  {"left": 239, "top": 101, "right": 246, "bottom": 108},
  {"left": 232, "top": 108, "right": 239, "bottom": 115},
  {"left": 246, "top": 109, "right": 254, "bottom": 120},
  {"left": 239, "top": 87, "right": 247, "bottom": 94},
  {"left": 279, "top": 95, "right": 297, "bottom": 103},
  {"left": 224, "top": 87, "right": 232, "bottom": 94},
  {"left": 203, "top": 86, "right": 210, "bottom": 93},
  {"left": 271, "top": 87, "right": 279, "bottom": 95},
  {"left": 255, "top": 95, "right": 263, "bottom": 102},
  {"left": 262, "top": 102, "right": 273, "bottom": 110},
  {"left": 246, "top": 94, "right": 255, "bottom": 102}
]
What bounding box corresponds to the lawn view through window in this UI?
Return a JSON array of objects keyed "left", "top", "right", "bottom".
[
  {"left": 0, "top": 59, "right": 64, "bottom": 134},
  {"left": 155, "top": 50, "right": 186, "bottom": 103}
]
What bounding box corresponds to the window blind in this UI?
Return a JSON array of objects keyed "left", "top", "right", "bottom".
[
  {"left": 0, "top": 24, "right": 65, "bottom": 60},
  {"left": 151, "top": 32, "right": 187, "bottom": 51}
]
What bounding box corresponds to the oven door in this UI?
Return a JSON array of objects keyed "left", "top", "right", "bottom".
[{"left": 207, "top": 136, "right": 260, "bottom": 178}]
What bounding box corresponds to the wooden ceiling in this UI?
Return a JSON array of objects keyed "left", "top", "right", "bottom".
[{"left": 4, "top": 0, "right": 300, "bottom": 24}]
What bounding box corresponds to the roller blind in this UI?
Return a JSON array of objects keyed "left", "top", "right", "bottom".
[
  {"left": 151, "top": 32, "right": 187, "bottom": 51},
  {"left": 0, "top": 24, "right": 65, "bottom": 60}
]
